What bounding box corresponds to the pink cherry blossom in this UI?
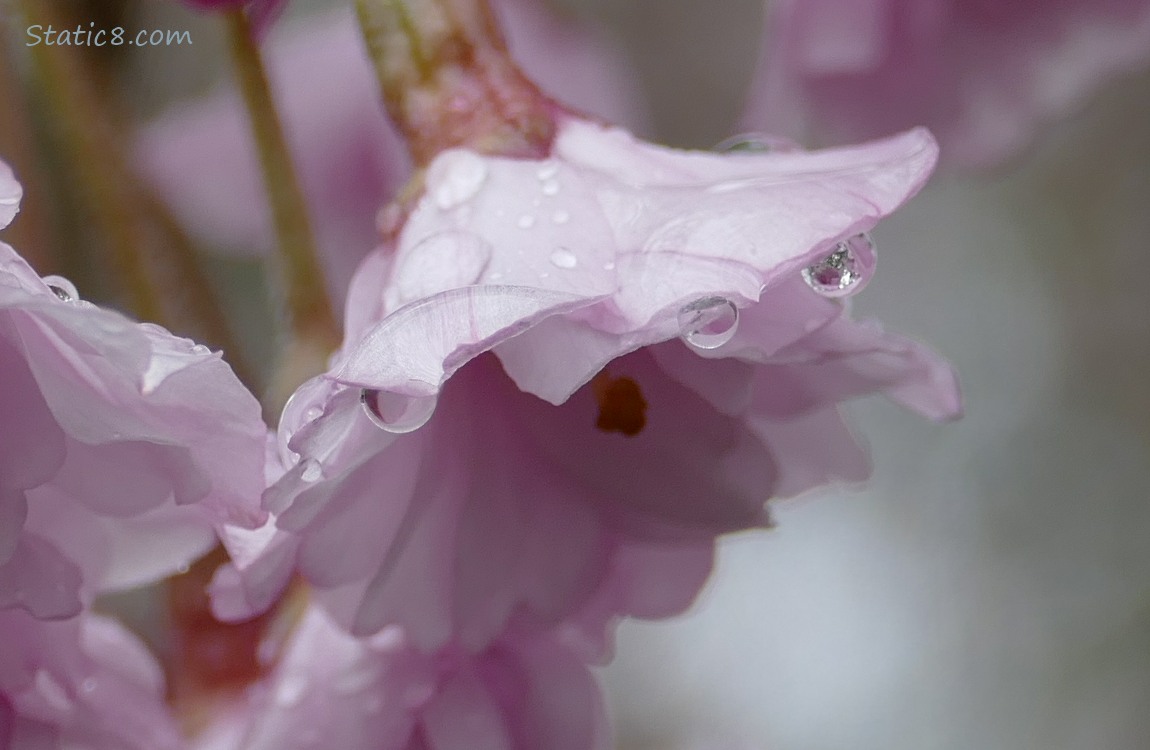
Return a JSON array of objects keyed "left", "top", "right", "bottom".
[
  {"left": 745, "top": 0, "right": 1150, "bottom": 168},
  {"left": 0, "top": 609, "right": 182, "bottom": 750},
  {"left": 210, "top": 119, "right": 959, "bottom": 655},
  {"left": 136, "top": 1, "right": 648, "bottom": 308},
  {"left": 195, "top": 604, "right": 607, "bottom": 750},
  {"left": 0, "top": 166, "right": 267, "bottom": 620}
]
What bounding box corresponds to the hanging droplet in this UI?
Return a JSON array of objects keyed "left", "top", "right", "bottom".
[
  {"left": 678, "top": 297, "right": 739, "bottom": 349},
  {"left": 549, "top": 248, "right": 578, "bottom": 269},
  {"left": 361, "top": 389, "right": 437, "bottom": 434},
  {"left": 714, "top": 132, "right": 800, "bottom": 153},
  {"left": 801, "top": 233, "right": 876, "bottom": 298}
]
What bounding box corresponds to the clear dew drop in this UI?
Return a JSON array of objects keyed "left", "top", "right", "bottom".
[
  {"left": 517, "top": 214, "right": 536, "bottom": 229},
  {"left": 430, "top": 151, "right": 488, "bottom": 210},
  {"left": 603, "top": 261, "right": 616, "bottom": 271},
  {"left": 47, "top": 285, "right": 74, "bottom": 302},
  {"left": 549, "top": 248, "right": 578, "bottom": 269},
  {"left": 541, "top": 179, "right": 560, "bottom": 196},
  {"left": 42, "top": 275, "right": 79, "bottom": 302},
  {"left": 361, "top": 389, "right": 437, "bottom": 434},
  {"left": 678, "top": 296, "right": 740, "bottom": 349},
  {"left": 551, "top": 210, "right": 570, "bottom": 225},
  {"left": 801, "top": 233, "right": 876, "bottom": 298},
  {"left": 191, "top": 344, "right": 210, "bottom": 355}
]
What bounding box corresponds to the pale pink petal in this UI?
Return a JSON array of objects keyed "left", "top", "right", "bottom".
[{"left": 0, "top": 610, "right": 182, "bottom": 750}]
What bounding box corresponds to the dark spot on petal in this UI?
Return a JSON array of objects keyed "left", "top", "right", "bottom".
[{"left": 593, "top": 374, "right": 647, "bottom": 437}]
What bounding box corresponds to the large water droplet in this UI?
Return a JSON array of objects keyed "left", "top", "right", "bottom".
[
  {"left": 801, "top": 233, "right": 876, "bottom": 298},
  {"left": 361, "top": 389, "right": 437, "bottom": 434},
  {"left": 714, "top": 132, "right": 800, "bottom": 153},
  {"left": 430, "top": 151, "right": 488, "bottom": 210},
  {"left": 549, "top": 248, "right": 578, "bottom": 269},
  {"left": 678, "top": 297, "right": 739, "bottom": 349},
  {"left": 191, "top": 344, "right": 210, "bottom": 355},
  {"left": 42, "top": 275, "right": 79, "bottom": 302}
]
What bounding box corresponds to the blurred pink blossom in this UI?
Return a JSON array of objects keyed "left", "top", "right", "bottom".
[
  {"left": 137, "top": 1, "right": 647, "bottom": 309},
  {"left": 195, "top": 604, "right": 607, "bottom": 750},
  {"left": 0, "top": 609, "right": 182, "bottom": 750},
  {"left": 179, "top": 0, "right": 286, "bottom": 34},
  {"left": 209, "top": 119, "right": 959, "bottom": 654},
  {"left": 745, "top": 0, "right": 1150, "bottom": 168},
  {"left": 0, "top": 163, "right": 267, "bottom": 620}
]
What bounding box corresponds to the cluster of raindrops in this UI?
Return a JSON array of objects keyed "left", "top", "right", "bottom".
[
  {"left": 678, "top": 296, "right": 740, "bottom": 350},
  {"left": 801, "top": 233, "right": 875, "bottom": 298},
  {"left": 360, "top": 388, "right": 438, "bottom": 434}
]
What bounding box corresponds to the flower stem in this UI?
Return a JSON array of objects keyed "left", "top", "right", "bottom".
[
  {"left": 224, "top": 8, "right": 340, "bottom": 372},
  {"left": 356, "top": 0, "right": 558, "bottom": 165},
  {"left": 12, "top": 0, "right": 258, "bottom": 388},
  {"left": 18, "top": 0, "right": 163, "bottom": 323}
]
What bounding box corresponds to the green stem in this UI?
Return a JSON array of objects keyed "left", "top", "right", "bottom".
[
  {"left": 19, "top": 0, "right": 163, "bottom": 322},
  {"left": 225, "top": 9, "right": 339, "bottom": 359},
  {"left": 356, "top": 0, "right": 557, "bottom": 165}
]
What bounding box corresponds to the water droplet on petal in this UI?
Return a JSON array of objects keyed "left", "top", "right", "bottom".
[
  {"left": 191, "top": 344, "right": 210, "bottom": 355},
  {"left": 299, "top": 459, "right": 323, "bottom": 483},
  {"left": 801, "top": 233, "right": 876, "bottom": 298},
  {"left": 361, "top": 389, "right": 437, "bottom": 434},
  {"left": 430, "top": 151, "right": 488, "bottom": 210},
  {"left": 541, "top": 179, "right": 560, "bottom": 196},
  {"left": 678, "top": 297, "right": 740, "bottom": 349},
  {"left": 536, "top": 161, "right": 560, "bottom": 180},
  {"left": 603, "top": 261, "right": 616, "bottom": 271},
  {"left": 714, "top": 132, "right": 800, "bottom": 153},
  {"left": 551, "top": 210, "right": 570, "bottom": 225},
  {"left": 80, "top": 678, "right": 97, "bottom": 694},
  {"left": 549, "top": 248, "right": 578, "bottom": 269},
  {"left": 303, "top": 406, "right": 322, "bottom": 423},
  {"left": 42, "top": 275, "right": 79, "bottom": 302},
  {"left": 517, "top": 214, "right": 536, "bottom": 229},
  {"left": 47, "top": 285, "right": 74, "bottom": 302}
]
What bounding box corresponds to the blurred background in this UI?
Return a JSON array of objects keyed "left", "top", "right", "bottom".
[{"left": 3, "top": 0, "right": 1149, "bottom": 748}]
